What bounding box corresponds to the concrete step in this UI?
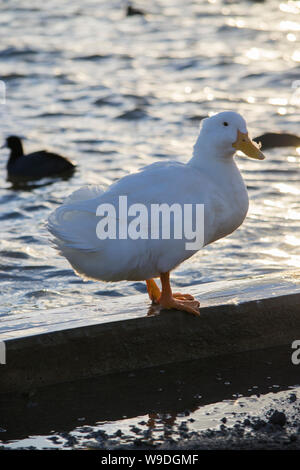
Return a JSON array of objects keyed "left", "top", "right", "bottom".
[{"left": 1, "top": 270, "right": 300, "bottom": 393}]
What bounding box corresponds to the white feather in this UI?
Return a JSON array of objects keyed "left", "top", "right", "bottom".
[{"left": 48, "top": 112, "right": 252, "bottom": 282}]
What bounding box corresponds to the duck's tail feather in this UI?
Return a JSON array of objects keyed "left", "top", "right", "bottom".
[
  {"left": 64, "top": 185, "right": 104, "bottom": 203},
  {"left": 48, "top": 185, "right": 104, "bottom": 253}
]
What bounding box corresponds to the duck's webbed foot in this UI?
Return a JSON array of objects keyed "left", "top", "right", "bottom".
[
  {"left": 172, "top": 292, "right": 195, "bottom": 301},
  {"left": 159, "top": 272, "right": 200, "bottom": 316}
]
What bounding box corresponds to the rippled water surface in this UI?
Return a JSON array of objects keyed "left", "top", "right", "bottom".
[{"left": 0, "top": 0, "right": 299, "bottom": 323}]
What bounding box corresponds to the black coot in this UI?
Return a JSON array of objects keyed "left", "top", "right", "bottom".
[
  {"left": 253, "top": 132, "right": 300, "bottom": 150},
  {"left": 5, "top": 135, "right": 76, "bottom": 182}
]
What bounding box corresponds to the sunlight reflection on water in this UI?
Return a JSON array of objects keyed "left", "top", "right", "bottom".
[{"left": 0, "top": 0, "right": 299, "bottom": 321}]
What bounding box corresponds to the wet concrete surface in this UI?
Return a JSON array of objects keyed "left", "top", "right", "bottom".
[
  {"left": 2, "top": 271, "right": 300, "bottom": 394},
  {"left": 1, "top": 344, "right": 300, "bottom": 449}
]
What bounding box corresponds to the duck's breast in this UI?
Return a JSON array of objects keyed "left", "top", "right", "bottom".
[{"left": 202, "top": 162, "right": 249, "bottom": 246}]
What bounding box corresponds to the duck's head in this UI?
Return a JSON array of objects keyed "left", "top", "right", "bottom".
[
  {"left": 5, "top": 135, "right": 23, "bottom": 150},
  {"left": 199, "top": 111, "right": 265, "bottom": 161},
  {"left": 3, "top": 136, "right": 24, "bottom": 159}
]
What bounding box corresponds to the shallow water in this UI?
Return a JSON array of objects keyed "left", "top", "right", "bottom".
[{"left": 0, "top": 0, "right": 299, "bottom": 323}]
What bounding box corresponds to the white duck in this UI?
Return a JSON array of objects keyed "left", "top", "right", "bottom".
[{"left": 48, "top": 111, "right": 265, "bottom": 316}]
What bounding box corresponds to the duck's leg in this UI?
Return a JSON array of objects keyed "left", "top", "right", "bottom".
[
  {"left": 159, "top": 272, "right": 200, "bottom": 316},
  {"left": 146, "top": 278, "right": 161, "bottom": 304}
]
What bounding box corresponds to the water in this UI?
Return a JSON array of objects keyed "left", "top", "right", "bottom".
[{"left": 0, "top": 0, "right": 299, "bottom": 323}]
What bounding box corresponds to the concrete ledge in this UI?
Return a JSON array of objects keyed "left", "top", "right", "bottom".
[{"left": 1, "top": 274, "right": 300, "bottom": 393}]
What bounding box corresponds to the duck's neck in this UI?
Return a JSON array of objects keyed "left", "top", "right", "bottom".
[
  {"left": 188, "top": 134, "right": 236, "bottom": 171},
  {"left": 8, "top": 141, "right": 24, "bottom": 164}
]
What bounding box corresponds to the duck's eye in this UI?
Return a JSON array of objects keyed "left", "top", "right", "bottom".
[{"left": 223, "top": 122, "right": 229, "bottom": 126}]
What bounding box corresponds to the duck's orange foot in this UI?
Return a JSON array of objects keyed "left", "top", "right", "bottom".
[
  {"left": 173, "top": 292, "right": 195, "bottom": 301},
  {"left": 146, "top": 275, "right": 200, "bottom": 316},
  {"left": 159, "top": 295, "right": 200, "bottom": 316}
]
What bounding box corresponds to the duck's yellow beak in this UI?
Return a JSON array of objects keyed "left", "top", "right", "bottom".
[{"left": 233, "top": 130, "right": 265, "bottom": 160}]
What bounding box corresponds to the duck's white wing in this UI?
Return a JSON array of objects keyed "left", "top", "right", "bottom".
[
  {"left": 47, "top": 161, "right": 246, "bottom": 282},
  {"left": 49, "top": 162, "right": 201, "bottom": 243}
]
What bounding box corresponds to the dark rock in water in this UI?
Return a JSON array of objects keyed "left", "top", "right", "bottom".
[
  {"left": 253, "top": 132, "right": 300, "bottom": 150},
  {"left": 252, "top": 418, "right": 267, "bottom": 430},
  {"left": 126, "top": 4, "right": 146, "bottom": 16},
  {"left": 289, "top": 393, "right": 297, "bottom": 403},
  {"left": 4, "top": 135, "right": 76, "bottom": 183},
  {"left": 268, "top": 410, "right": 286, "bottom": 427}
]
